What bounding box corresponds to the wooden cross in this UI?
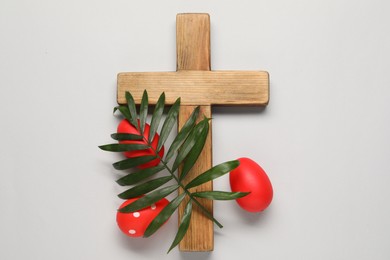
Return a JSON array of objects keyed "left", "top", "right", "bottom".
[{"left": 117, "top": 13, "right": 269, "bottom": 252}]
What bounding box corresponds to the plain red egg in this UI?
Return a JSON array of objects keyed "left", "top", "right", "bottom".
[
  {"left": 116, "top": 197, "right": 169, "bottom": 237},
  {"left": 230, "top": 157, "right": 273, "bottom": 213},
  {"left": 117, "top": 119, "right": 164, "bottom": 169}
]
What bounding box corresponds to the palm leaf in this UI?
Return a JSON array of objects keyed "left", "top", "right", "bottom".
[
  {"left": 98, "top": 143, "right": 149, "bottom": 152},
  {"left": 167, "top": 200, "right": 192, "bottom": 253},
  {"left": 116, "top": 165, "right": 165, "bottom": 186},
  {"left": 125, "top": 91, "right": 139, "bottom": 130},
  {"left": 157, "top": 97, "right": 180, "bottom": 152},
  {"left": 110, "top": 133, "right": 143, "bottom": 141},
  {"left": 165, "top": 106, "right": 200, "bottom": 162},
  {"left": 185, "top": 160, "right": 239, "bottom": 189},
  {"left": 144, "top": 193, "right": 186, "bottom": 237},
  {"left": 118, "top": 176, "right": 173, "bottom": 199},
  {"left": 113, "top": 155, "right": 157, "bottom": 170},
  {"left": 101, "top": 91, "right": 246, "bottom": 253},
  {"left": 113, "top": 106, "right": 131, "bottom": 122},
  {"left": 192, "top": 191, "right": 249, "bottom": 200},
  {"left": 139, "top": 90, "right": 148, "bottom": 134},
  {"left": 118, "top": 184, "right": 179, "bottom": 213},
  {"left": 179, "top": 118, "right": 209, "bottom": 180},
  {"left": 172, "top": 117, "right": 209, "bottom": 172},
  {"left": 149, "top": 92, "right": 165, "bottom": 143}
]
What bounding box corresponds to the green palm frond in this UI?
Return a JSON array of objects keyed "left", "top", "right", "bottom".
[{"left": 100, "top": 90, "right": 245, "bottom": 252}]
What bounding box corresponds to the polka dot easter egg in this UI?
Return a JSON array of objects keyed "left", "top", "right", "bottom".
[{"left": 117, "top": 197, "right": 169, "bottom": 237}]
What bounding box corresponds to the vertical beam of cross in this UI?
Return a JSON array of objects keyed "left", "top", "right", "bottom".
[{"left": 176, "top": 14, "right": 213, "bottom": 251}]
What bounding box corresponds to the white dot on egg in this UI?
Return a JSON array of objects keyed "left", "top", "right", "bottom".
[
  {"left": 151, "top": 204, "right": 156, "bottom": 210},
  {"left": 129, "top": 229, "right": 136, "bottom": 235},
  {"left": 133, "top": 212, "right": 140, "bottom": 218}
]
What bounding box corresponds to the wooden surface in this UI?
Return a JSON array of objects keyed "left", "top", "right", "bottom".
[
  {"left": 117, "top": 71, "right": 269, "bottom": 106},
  {"left": 176, "top": 13, "right": 214, "bottom": 252},
  {"left": 116, "top": 13, "right": 270, "bottom": 252},
  {"left": 178, "top": 105, "right": 213, "bottom": 251},
  {"left": 176, "top": 13, "right": 210, "bottom": 71}
]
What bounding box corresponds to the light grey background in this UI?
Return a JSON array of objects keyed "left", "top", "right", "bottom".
[{"left": 1, "top": 0, "right": 389, "bottom": 259}]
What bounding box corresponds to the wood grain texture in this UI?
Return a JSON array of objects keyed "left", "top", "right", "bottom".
[
  {"left": 177, "top": 13, "right": 210, "bottom": 71},
  {"left": 177, "top": 13, "right": 213, "bottom": 252},
  {"left": 178, "top": 105, "right": 213, "bottom": 251},
  {"left": 117, "top": 71, "right": 269, "bottom": 105},
  {"left": 116, "top": 13, "right": 270, "bottom": 252}
]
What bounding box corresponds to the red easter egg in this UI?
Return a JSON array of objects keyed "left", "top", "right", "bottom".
[
  {"left": 116, "top": 197, "right": 169, "bottom": 237},
  {"left": 230, "top": 157, "right": 273, "bottom": 212},
  {"left": 117, "top": 119, "right": 164, "bottom": 169}
]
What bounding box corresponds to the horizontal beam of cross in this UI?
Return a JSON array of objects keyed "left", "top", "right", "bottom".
[{"left": 117, "top": 70, "right": 269, "bottom": 106}]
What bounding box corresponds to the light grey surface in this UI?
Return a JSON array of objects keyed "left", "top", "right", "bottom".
[{"left": 1, "top": 0, "right": 389, "bottom": 259}]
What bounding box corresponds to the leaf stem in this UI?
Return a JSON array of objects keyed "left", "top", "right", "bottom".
[{"left": 145, "top": 137, "right": 223, "bottom": 228}]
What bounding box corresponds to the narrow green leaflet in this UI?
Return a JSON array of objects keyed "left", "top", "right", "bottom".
[
  {"left": 167, "top": 200, "right": 192, "bottom": 253},
  {"left": 165, "top": 106, "right": 200, "bottom": 162},
  {"left": 144, "top": 193, "right": 186, "bottom": 237},
  {"left": 113, "top": 106, "right": 131, "bottom": 122},
  {"left": 125, "top": 91, "right": 139, "bottom": 130},
  {"left": 192, "top": 191, "right": 249, "bottom": 200},
  {"left": 157, "top": 98, "right": 180, "bottom": 152},
  {"left": 179, "top": 118, "right": 209, "bottom": 180},
  {"left": 116, "top": 165, "right": 165, "bottom": 186},
  {"left": 98, "top": 143, "right": 148, "bottom": 152},
  {"left": 113, "top": 155, "right": 157, "bottom": 170},
  {"left": 139, "top": 90, "right": 148, "bottom": 134},
  {"left": 119, "top": 184, "right": 179, "bottom": 213},
  {"left": 149, "top": 92, "right": 165, "bottom": 144},
  {"left": 172, "top": 117, "right": 209, "bottom": 172},
  {"left": 185, "top": 160, "right": 239, "bottom": 189},
  {"left": 110, "top": 133, "right": 143, "bottom": 141},
  {"left": 118, "top": 176, "right": 173, "bottom": 199}
]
